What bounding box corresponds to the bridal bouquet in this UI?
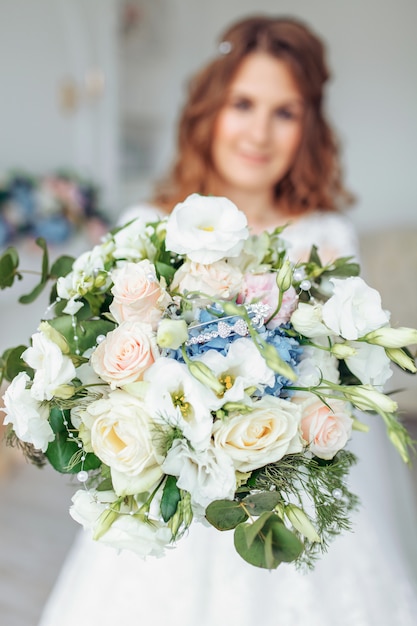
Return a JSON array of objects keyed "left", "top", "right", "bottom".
[{"left": 1, "top": 194, "right": 416, "bottom": 570}]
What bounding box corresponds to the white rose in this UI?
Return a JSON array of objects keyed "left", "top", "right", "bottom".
[
  {"left": 143, "top": 358, "right": 217, "bottom": 450},
  {"left": 70, "top": 489, "right": 171, "bottom": 557},
  {"left": 291, "top": 302, "right": 331, "bottom": 338},
  {"left": 22, "top": 331, "right": 76, "bottom": 401},
  {"left": 213, "top": 396, "right": 303, "bottom": 472},
  {"left": 322, "top": 277, "right": 390, "bottom": 340},
  {"left": 110, "top": 260, "right": 171, "bottom": 329},
  {"left": 1, "top": 372, "right": 54, "bottom": 451},
  {"left": 171, "top": 259, "right": 243, "bottom": 300},
  {"left": 91, "top": 320, "right": 158, "bottom": 388},
  {"left": 84, "top": 390, "right": 163, "bottom": 496},
  {"left": 165, "top": 194, "right": 249, "bottom": 263},
  {"left": 296, "top": 394, "right": 353, "bottom": 460},
  {"left": 345, "top": 342, "right": 393, "bottom": 389},
  {"left": 162, "top": 438, "right": 236, "bottom": 513}
]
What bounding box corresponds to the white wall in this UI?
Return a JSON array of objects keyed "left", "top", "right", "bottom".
[
  {"left": 119, "top": 0, "right": 417, "bottom": 233},
  {"left": 0, "top": 0, "right": 120, "bottom": 209},
  {"left": 0, "top": 0, "right": 416, "bottom": 231}
]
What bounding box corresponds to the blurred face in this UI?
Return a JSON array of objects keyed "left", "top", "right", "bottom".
[{"left": 211, "top": 52, "right": 304, "bottom": 199}]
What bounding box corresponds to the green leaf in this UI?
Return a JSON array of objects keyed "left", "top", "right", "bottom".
[
  {"left": 45, "top": 432, "right": 101, "bottom": 473},
  {"left": 18, "top": 238, "right": 49, "bottom": 304},
  {"left": 160, "top": 475, "right": 181, "bottom": 522},
  {"left": 205, "top": 499, "right": 248, "bottom": 531},
  {"left": 0, "top": 247, "right": 20, "bottom": 289},
  {"left": 1, "top": 345, "right": 31, "bottom": 381},
  {"left": 49, "top": 406, "right": 69, "bottom": 433},
  {"left": 48, "top": 316, "right": 115, "bottom": 354},
  {"left": 155, "top": 260, "right": 176, "bottom": 282},
  {"left": 50, "top": 255, "right": 75, "bottom": 278},
  {"left": 242, "top": 491, "right": 281, "bottom": 515},
  {"left": 234, "top": 512, "right": 304, "bottom": 569}
]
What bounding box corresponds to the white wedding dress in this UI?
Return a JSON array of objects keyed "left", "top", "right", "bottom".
[{"left": 38, "top": 208, "right": 417, "bottom": 626}]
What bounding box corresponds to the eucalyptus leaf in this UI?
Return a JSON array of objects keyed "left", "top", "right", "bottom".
[
  {"left": 242, "top": 491, "right": 281, "bottom": 515},
  {"left": 2, "top": 345, "right": 31, "bottom": 381},
  {"left": 0, "top": 247, "right": 21, "bottom": 289},
  {"left": 234, "top": 512, "right": 304, "bottom": 569},
  {"left": 160, "top": 475, "right": 181, "bottom": 522},
  {"left": 205, "top": 499, "right": 248, "bottom": 530},
  {"left": 50, "top": 255, "right": 75, "bottom": 278},
  {"left": 18, "top": 238, "right": 49, "bottom": 304}
]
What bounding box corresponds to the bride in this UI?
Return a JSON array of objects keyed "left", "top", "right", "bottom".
[{"left": 39, "top": 16, "right": 417, "bottom": 625}]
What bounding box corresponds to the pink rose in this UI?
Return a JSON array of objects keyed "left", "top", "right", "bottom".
[
  {"left": 110, "top": 261, "right": 171, "bottom": 330},
  {"left": 297, "top": 396, "right": 353, "bottom": 460},
  {"left": 238, "top": 273, "right": 298, "bottom": 328},
  {"left": 91, "top": 321, "right": 158, "bottom": 388}
]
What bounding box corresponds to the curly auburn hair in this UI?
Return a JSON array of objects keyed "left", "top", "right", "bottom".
[{"left": 153, "top": 15, "right": 354, "bottom": 214}]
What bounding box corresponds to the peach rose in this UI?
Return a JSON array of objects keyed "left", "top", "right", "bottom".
[
  {"left": 91, "top": 321, "right": 158, "bottom": 388},
  {"left": 238, "top": 272, "right": 298, "bottom": 328},
  {"left": 297, "top": 395, "right": 353, "bottom": 460},
  {"left": 110, "top": 260, "right": 171, "bottom": 329}
]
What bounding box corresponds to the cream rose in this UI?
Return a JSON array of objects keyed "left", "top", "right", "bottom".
[
  {"left": 171, "top": 259, "right": 243, "bottom": 300},
  {"left": 110, "top": 260, "right": 171, "bottom": 329},
  {"left": 296, "top": 395, "right": 353, "bottom": 460},
  {"left": 213, "top": 396, "right": 302, "bottom": 472},
  {"left": 91, "top": 321, "right": 158, "bottom": 388},
  {"left": 85, "top": 389, "right": 163, "bottom": 496}
]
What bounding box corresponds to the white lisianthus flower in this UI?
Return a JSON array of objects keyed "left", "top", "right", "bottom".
[
  {"left": 91, "top": 321, "right": 158, "bottom": 388},
  {"left": 212, "top": 396, "right": 303, "bottom": 472},
  {"left": 143, "top": 358, "right": 217, "bottom": 450},
  {"left": 296, "top": 342, "right": 340, "bottom": 390},
  {"left": 156, "top": 319, "right": 189, "bottom": 349},
  {"left": 109, "top": 260, "right": 171, "bottom": 329},
  {"left": 165, "top": 194, "right": 249, "bottom": 263},
  {"left": 322, "top": 277, "right": 390, "bottom": 340},
  {"left": 83, "top": 390, "right": 164, "bottom": 496},
  {"left": 57, "top": 242, "right": 113, "bottom": 314},
  {"left": 70, "top": 489, "right": 171, "bottom": 557},
  {"left": 171, "top": 259, "right": 243, "bottom": 301},
  {"left": 345, "top": 342, "right": 393, "bottom": 389},
  {"left": 22, "top": 332, "right": 76, "bottom": 401},
  {"left": 113, "top": 213, "right": 160, "bottom": 261},
  {"left": 162, "top": 439, "right": 236, "bottom": 513},
  {"left": 295, "top": 394, "right": 353, "bottom": 460},
  {"left": 2, "top": 372, "right": 54, "bottom": 451},
  {"left": 199, "top": 338, "right": 275, "bottom": 404},
  {"left": 363, "top": 326, "right": 417, "bottom": 348},
  {"left": 290, "top": 302, "right": 331, "bottom": 338}
]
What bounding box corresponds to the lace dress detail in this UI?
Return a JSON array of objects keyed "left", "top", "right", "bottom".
[{"left": 38, "top": 208, "right": 417, "bottom": 626}]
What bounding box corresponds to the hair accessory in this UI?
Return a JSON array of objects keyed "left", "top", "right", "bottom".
[{"left": 218, "top": 40, "right": 232, "bottom": 55}]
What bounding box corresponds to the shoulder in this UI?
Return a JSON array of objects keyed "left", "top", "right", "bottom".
[
  {"left": 282, "top": 210, "right": 359, "bottom": 263},
  {"left": 117, "top": 202, "right": 167, "bottom": 226}
]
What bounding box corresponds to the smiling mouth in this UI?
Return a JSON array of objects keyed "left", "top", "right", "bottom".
[{"left": 238, "top": 152, "right": 271, "bottom": 164}]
